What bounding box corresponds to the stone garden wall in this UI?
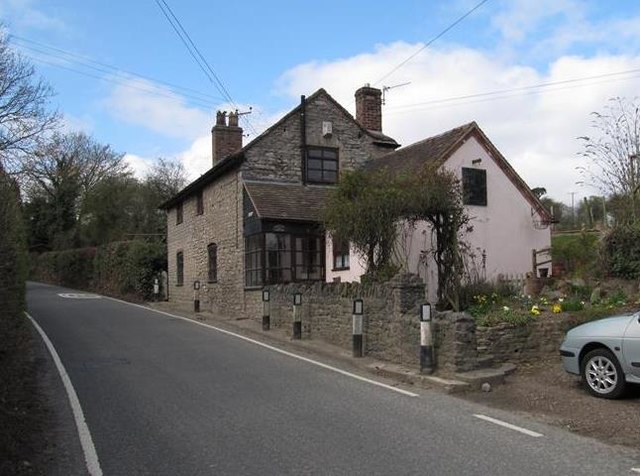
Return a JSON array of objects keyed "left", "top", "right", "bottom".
[{"left": 246, "top": 274, "right": 573, "bottom": 374}]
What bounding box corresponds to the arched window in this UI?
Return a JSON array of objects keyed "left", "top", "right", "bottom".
[{"left": 207, "top": 243, "right": 217, "bottom": 282}]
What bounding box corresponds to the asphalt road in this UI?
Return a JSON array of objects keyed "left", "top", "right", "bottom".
[{"left": 27, "top": 282, "right": 640, "bottom": 475}]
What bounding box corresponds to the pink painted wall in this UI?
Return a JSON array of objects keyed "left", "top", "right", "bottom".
[{"left": 326, "top": 135, "right": 551, "bottom": 302}]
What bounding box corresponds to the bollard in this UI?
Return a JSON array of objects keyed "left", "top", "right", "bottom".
[
  {"left": 262, "top": 289, "right": 271, "bottom": 331},
  {"left": 193, "top": 280, "right": 201, "bottom": 313},
  {"left": 292, "top": 292, "right": 302, "bottom": 339},
  {"left": 352, "top": 299, "right": 364, "bottom": 357},
  {"left": 419, "top": 303, "right": 434, "bottom": 374},
  {"left": 153, "top": 278, "right": 160, "bottom": 301}
]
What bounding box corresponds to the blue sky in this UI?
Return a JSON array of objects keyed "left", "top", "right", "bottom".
[{"left": 3, "top": 0, "right": 640, "bottom": 203}]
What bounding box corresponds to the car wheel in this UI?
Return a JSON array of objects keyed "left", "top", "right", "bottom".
[{"left": 580, "top": 348, "right": 626, "bottom": 399}]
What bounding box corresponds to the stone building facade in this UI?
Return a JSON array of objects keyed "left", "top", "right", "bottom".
[{"left": 161, "top": 87, "right": 399, "bottom": 316}]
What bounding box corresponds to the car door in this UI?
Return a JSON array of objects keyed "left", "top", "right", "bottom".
[{"left": 623, "top": 313, "right": 640, "bottom": 378}]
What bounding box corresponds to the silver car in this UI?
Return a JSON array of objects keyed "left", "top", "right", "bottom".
[{"left": 560, "top": 312, "right": 640, "bottom": 398}]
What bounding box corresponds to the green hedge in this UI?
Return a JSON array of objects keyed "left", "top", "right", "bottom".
[
  {"left": 0, "top": 174, "right": 27, "bottom": 325},
  {"left": 602, "top": 224, "right": 640, "bottom": 279},
  {"left": 30, "top": 240, "right": 166, "bottom": 301}
]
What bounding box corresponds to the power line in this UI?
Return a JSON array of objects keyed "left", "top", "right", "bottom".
[
  {"left": 384, "top": 67, "right": 640, "bottom": 114},
  {"left": 22, "top": 52, "right": 217, "bottom": 110},
  {"left": 10, "top": 34, "right": 224, "bottom": 103},
  {"left": 374, "top": 0, "right": 490, "bottom": 86},
  {"left": 154, "top": 0, "right": 258, "bottom": 135}
]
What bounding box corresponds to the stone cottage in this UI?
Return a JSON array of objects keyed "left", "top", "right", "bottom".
[{"left": 159, "top": 86, "right": 399, "bottom": 316}]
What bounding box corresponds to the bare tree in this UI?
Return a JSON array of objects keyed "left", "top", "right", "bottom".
[
  {"left": 145, "top": 157, "right": 188, "bottom": 201},
  {"left": 578, "top": 97, "right": 640, "bottom": 222},
  {"left": 0, "top": 29, "right": 59, "bottom": 172}
]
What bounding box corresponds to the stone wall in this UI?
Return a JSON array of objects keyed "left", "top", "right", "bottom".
[
  {"left": 258, "top": 274, "right": 426, "bottom": 367},
  {"left": 241, "top": 91, "right": 394, "bottom": 183},
  {"left": 166, "top": 171, "right": 246, "bottom": 316},
  {"left": 476, "top": 314, "right": 574, "bottom": 365}
]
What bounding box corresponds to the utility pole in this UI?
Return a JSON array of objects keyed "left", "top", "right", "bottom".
[{"left": 569, "top": 191, "right": 576, "bottom": 228}]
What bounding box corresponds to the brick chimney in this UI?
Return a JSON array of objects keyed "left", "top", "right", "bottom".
[
  {"left": 355, "top": 85, "right": 382, "bottom": 132},
  {"left": 211, "top": 110, "right": 243, "bottom": 165}
]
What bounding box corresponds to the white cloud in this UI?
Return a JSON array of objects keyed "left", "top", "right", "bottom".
[
  {"left": 123, "top": 153, "right": 153, "bottom": 179},
  {"left": 0, "top": 0, "right": 67, "bottom": 33},
  {"left": 105, "top": 78, "right": 214, "bottom": 141},
  {"left": 275, "top": 41, "right": 640, "bottom": 204}
]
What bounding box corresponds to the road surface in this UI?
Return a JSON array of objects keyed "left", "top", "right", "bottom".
[{"left": 27, "top": 282, "right": 640, "bottom": 475}]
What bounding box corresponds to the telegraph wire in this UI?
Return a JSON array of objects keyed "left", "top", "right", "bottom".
[
  {"left": 10, "top": 34, "right": 223, "bottom": 103},
  {"left": 374, "top": 0, "right": 490, "bottom": 86},
  {"left": 385, "top": 67, "right": 640, "bottom": 114},
  {"left": 154, "top": 0, "right": 258, "bottom": 135},
  {"left": 22, "top": 53, "right": 217, "bottom": 110}
]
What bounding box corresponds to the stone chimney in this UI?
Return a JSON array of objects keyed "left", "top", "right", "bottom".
[
  {"left": 211, "top": 110, "right": 243, "bottom": 165},
  {"left": 355, "top": 84, "right": 382, "bottom": 132}
]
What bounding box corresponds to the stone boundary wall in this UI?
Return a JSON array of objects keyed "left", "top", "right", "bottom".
[
  {"left": 476, "top": 315, "right": 576, "bottom": 365},
  {"left": 244, "top": 274, "right": 575, "bottom": 373}
]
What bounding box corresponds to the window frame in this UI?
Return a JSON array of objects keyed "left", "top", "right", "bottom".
[
  {"left": 332, "top": 238, "right": 350, "bottom": 271},
  {"left": 207, "top": 243, "right": 217, "bottom": 283},
  {"left": 462, "top": 167, "right": 487, "bottom": 207},
  {"left": 306, "top": 146, "right": 339, "bottom": 185},
  {"left": 176, "top": 250, "right": 184, "bottom": 286},
  {"left": 196, "top": 190, "right": 204, "bottom": 216},
  {"left": 176, "top": 201, "right": 183, "bottom": 224}
]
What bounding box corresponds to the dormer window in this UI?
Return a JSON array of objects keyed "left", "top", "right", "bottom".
[{"left": 306, "top": 147, "right": 338, "bottom": 184}]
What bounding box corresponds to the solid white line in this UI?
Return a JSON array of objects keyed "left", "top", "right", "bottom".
[
  {"left": 105, "top": 297, "right": 419, "bottom": 398},
  {"left": 631, "top": 468, "right": 640, "bottom": 473},
  {"left": 26, "top": 312, "right": 103, "bottom": 476},
  {"left": 473, "top": 414, "right": 543, "bottom": 438}
]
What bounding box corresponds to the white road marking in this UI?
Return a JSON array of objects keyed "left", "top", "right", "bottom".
[
  {"left": 58, "top": 293, "right": 102, "bottom": 299},
  {"left": 26, "top": 312, "right": 103, "bottom": 476},
  {"left": 631, "top": 468, "right": 640, "bottom": 473},
  {"left": 106, "top": 298, "right": 420, "bottom": 398},
  {"left": 473, "top": 414, "right": 543, "bottom": 438}
]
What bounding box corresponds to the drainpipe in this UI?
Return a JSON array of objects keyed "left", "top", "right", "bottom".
[{"left": 300, "top": 95, "right": 307, "bottom": 185}]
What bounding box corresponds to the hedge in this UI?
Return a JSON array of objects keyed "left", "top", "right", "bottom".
[
  {"left": 602, "top": 224, "right": 640, "bottom": 279},
  {"left": 30, "top": 240, "right": 166, "bottom": 301}
]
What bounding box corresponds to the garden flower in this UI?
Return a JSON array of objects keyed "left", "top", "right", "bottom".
[
  {"left": 552, "top": 303, "right": 562, "bottom": 313},
  {"left": 530, "top": 305, "right": 541, "bottom": 316},
  {"left": 503, "top": 306, "right": 510, "bottom": 312}
]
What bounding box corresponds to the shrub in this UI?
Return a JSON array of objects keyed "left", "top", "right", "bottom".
[
  {"left": 602, "top": 224, "right": 640, "bottom": 279},
  {"left": 551, "top": 232, "right": 599, "bottom": 276}
]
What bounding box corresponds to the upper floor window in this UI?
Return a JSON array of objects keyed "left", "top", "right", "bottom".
[
  {"left": 332, "top": 238, "right": 350, "bottom": 270},
  {"left": 207, "top": 243, "right": 217, "bottom": 282},
  {"left": 462, "top": 167, "right": 487, "bottom": 206},
  {"left": 196, "top": 190, "right": 204, "bottom": 215},
  {"left": 176, "top": 251, "right": 184, "bottom": 286},
  {"left": 176, "top": 201, "right": 183, "bottom": 224},
  {"left": 306, "top": 147, "right": 338, "bottom": 184}
]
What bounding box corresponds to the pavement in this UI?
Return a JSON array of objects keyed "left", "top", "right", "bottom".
[{"left": 147, "top": 300, "right": 518, "bottom": 393}]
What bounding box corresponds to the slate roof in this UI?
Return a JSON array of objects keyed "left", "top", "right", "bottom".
[
  {"left": 366, "top": 122, "right": 476, "bottom": 175},
  {"left": 367, "top": 121, "right": 552, "bottom": 221},
  {"left": 244, "top": 181, "right": 329, "bottom": 222}
]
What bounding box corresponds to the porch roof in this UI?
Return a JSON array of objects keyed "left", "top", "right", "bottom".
[{"left": 244, "top": 181, "right": 329, "bottom": 223}]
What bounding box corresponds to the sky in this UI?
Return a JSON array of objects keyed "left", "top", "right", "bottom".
[{"left": 2, "top": 0, "right": 640, "bottom": 205}]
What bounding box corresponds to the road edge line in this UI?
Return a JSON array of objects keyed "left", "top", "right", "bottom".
[
  {"left": 473, "top": 413, "right": 543, "bottom": 438},
  {"left": 26, "top": 312, "right": 103, "bottom": 476},
  {"left": 105, "top": 297, "right": 419, "bottom": 398}
]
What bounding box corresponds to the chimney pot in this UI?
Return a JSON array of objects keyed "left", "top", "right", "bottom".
[
  {"left": 211, "top": 111, "right": 242, "bottom": 165},
  {"left": 228, "top": 111, "right": 239, "bottom": 127},
  {"left": 216, "top": 110, "right": 226, "bottom": 126}
]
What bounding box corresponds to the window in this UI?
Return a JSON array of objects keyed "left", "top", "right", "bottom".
[
  {"left": 295, "top": 235, "right": 323, "bottom": 280},
  {"left": 176, "top": 202, "right": 183, "bottom": 224},
  {"left": 244, "top": 232, "right": 325, "bottom": 286},
  {"left": 306, "top": 147, "right": 338, "bottom": 184},
  {"left": 332, "top": 239, "right": 350, "bottom": 270},
  {"left": 196, "top": 190, "right": 204, "bottom": 215},
  {"left": 176, "top": 251, "right": 184, "bottom": 286},
  {"left": 462, "top": 167, "right": 487, "bottom": 206},
  {"left": 207, "top": 243, "right": 217, "bottom": 282},
  {"left": 245, "top": 235, "right": 263, "bottom": 287}
]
